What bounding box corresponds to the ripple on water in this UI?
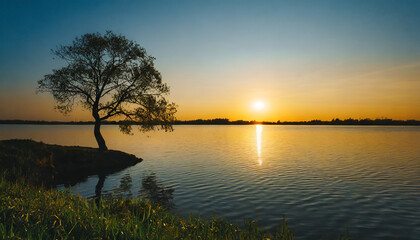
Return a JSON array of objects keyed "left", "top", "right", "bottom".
[{"left": 2, "top": 125, "right": 420, "bottom": 239}]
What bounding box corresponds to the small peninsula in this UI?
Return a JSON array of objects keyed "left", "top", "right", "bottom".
[{"left": 0, "top": 139, "right": 142, "bottom": 187}]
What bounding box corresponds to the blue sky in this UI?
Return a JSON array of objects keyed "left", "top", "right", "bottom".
[{"left": 1, "top": 0, "right": 420, "bottom": 121}]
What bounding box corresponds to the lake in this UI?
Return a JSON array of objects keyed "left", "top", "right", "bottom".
[{"left": 1, "top": 124, "right": 420, "bottom": 239}]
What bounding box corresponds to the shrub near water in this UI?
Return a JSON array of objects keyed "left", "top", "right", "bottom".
[{"left": 0, "top": 179, "right": 295, "bottom": 240}]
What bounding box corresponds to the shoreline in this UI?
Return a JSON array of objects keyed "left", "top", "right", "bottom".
[
  {"left": 0, "top": 139, "right": 142, "bottom": 187},
  {"left": 0, "top": 139, "right": 300, "bottom": 239},
  {"left": 1, "top": 119, "right": 420, "bottom": 126},
  {"left": 0, "top": 178, "right": 297, "bottom": 239}
]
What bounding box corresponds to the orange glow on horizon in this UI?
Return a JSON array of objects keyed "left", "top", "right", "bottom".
[{"left": 1, "top": 61, "right": 420, "bottom": 122}]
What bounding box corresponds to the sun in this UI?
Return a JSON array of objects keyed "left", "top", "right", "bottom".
[{"left": 253, "top": 101, "right": 265, "bottom": 111}]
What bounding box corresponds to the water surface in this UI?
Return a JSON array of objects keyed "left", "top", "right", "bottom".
[{"left": 1, "top": 125, "right": 420, "bottom": 239}]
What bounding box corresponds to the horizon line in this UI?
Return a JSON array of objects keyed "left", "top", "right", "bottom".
[{"left": 1, "top": 118, "right": 420, "bottom": 124}]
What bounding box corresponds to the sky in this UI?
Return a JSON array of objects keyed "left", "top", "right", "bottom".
[{"left": 1, "top": 0, "right": 420, "bottom": 121}]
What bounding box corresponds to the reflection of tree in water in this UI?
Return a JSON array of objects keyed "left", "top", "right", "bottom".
[
  {"left": 113, "top": 173, "right": 133, "bottom": 199},
  {"left": 95, "top": 173, "right": 133, "bottom": 200},
  {"left": 94, "top": 172, "right": 174, "bottom": 210},
  {"left": 140, "top": 173, "right": 175, "bottom": 210}
]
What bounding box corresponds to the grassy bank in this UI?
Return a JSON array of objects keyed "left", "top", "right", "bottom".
[
  {"left": 0, "top": 179, "right": 295, "bottom": 239},
  {"left": 0, "top": 139, "right": 141, "bottom": 186},
  {"left": 0, "top": 139, "right": 295, "bottom": 239}
]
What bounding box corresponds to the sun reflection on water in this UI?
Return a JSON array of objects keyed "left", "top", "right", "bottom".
[{"left": 256, "top": 125, "right": 263, "bottom": 165}]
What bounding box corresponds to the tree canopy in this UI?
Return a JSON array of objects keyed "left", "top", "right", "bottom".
[{"left": 38, "top": 31, "right": 177, "bottom": 150}]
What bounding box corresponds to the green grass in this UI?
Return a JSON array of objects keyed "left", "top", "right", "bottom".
[{"left": 0, "top": 178, "right": 296, "bottom": 240}]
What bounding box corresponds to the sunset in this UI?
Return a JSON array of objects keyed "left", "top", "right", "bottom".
[
  {"left": 1, "top": 1, "right": 420, "bottom": 122},
  {"left": 1, "top": 1, "right": 420, "bottom": 239}
]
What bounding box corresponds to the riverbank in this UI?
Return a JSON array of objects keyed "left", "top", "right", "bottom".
[
  {"left": 0, "top": 139, "right": 295, "bottom": 239},
  {"left": 0, "top": 179, "right": 296, "bottom": 239},
  {"left": 0, "top": 139, "right": 142, "bottom": 186}
]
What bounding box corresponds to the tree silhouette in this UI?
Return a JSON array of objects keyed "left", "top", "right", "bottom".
[{"left": 38, "top": 31, "right": 177, "bottom": 150}]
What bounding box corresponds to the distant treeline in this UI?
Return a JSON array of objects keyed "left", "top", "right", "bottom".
[
  {"left": 1, "top": 118, "right": 420, "bottom": 125},
  {"left": 175, "top": 118, "right": 420, "bottom": 125}
]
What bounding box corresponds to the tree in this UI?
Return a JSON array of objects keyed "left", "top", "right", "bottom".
[{"left": 38, "top": 31, "right": 177, "bottom": 150}]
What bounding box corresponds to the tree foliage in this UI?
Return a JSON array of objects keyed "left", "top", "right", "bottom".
[{"left": 38, "top": 31, "right": 176, "bottom": 149}]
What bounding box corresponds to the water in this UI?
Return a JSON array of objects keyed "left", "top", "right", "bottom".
[{"left": 1, "top": 124, "right": 420, "bottom": 239}]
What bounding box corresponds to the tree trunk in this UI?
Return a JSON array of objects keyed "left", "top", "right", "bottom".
[{"left": 94, "top": 120, "right": 108, "bottom": 150}]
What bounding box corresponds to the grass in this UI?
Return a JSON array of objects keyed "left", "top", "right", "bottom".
[{"left": 0, "top": 178, "right": 295, "bottom": 240}]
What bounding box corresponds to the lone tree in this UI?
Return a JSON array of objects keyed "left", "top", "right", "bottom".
[{"left": 38, "top": 31, "right": 177, "bottom": 150}]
